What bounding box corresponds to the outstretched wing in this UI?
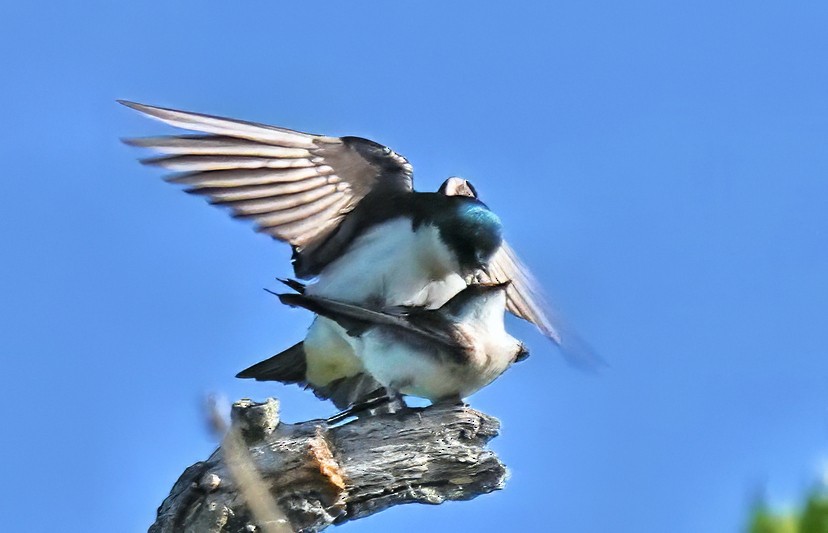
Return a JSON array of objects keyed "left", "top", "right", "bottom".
[
  {"left": 482, "top": 242, "right": 604, "bottom": 369},
  {"left": 483, "top": 242, "right": 559, "bottom": 341},
  {"left": 120, "top": 101, "right": 413, "bottom": 258}
]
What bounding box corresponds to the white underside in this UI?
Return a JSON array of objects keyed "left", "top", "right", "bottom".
[
  {"left": 306, "top": 218, "right": 466, "bottom": 307},
  {"left": 302, "top": 218, "right": 468, "bottom": 387},
  {"left": 359, "top": 290, "right": 520, "bottom": 401}
]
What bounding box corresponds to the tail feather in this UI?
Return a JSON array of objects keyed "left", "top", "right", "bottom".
[
  {"left": 236, "top": 341, "right": 307, "bottom": 384},
  {"left": 236, "top": 341, "right": 385, "bottom": 410}
]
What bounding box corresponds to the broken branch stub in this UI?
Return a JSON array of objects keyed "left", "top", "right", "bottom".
[{"left": 149, "top": 399, "right": 507, "bottom": 532}]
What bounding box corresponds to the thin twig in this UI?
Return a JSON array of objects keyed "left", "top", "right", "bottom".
[{"left": 207, "top": 397, "right": 292, "bottom": 533}]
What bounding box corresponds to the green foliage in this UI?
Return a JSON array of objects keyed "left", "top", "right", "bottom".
[
  {"left": 749, "top": 489, "right": 828, "bottom": 533},
  {"left": 799, "top": 493, "right": 828, "bottom": 533}
]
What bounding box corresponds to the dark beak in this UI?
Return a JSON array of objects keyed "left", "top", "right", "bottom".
[{"left": 515, "top": 343, "right": 530, "bottom": 363}]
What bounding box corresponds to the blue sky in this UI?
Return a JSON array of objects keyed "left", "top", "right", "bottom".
[{"left": 2, "top": 2, "right": 827, "bottom": 531}]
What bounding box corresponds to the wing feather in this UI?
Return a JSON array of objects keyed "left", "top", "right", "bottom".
[
  {"left": 485, "top": 242, "right": 560, "bottom": 341},
  {"left": 121, "top": 101, "right": 413, "bottom": 268},
  {"left": 251, "top": 193, "right": 346, "bottom": 227},
  {"left": 169, "top": 168, "right": 334, "bottom": 188},
  {"left": 226, "top": 185, "right": 340, "bottom": 216},
  {"left": 484, "top": 242, "right": 604, "bottom": 369},
  {"left": 119, "top": 100, "right": 320, "bottom": 148},
  {"left": 124, "top": 135, "right": 312, "bottom": 157},
  {"left": 188, "top": 176, "right": 332, "bottom": 202},
  {"left": 277, "top": 293, "right": 462, "bottom": 351},
  {"left": 262, "top": 198, "right": 350, "bottom": 245},
  {"left": 142, "top": 154, "right": 316, "bottom": 172}
]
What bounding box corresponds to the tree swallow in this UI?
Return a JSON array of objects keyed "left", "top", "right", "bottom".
[
  {"left": 120, "top": 101, "right": 598, "bottom": 405},
  {"left": 271, "top": 281, "right": 528, "bottom": 404}
]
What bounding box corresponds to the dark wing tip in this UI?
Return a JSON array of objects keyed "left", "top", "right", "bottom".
[
  {"left": 276, "top": 278, "right": 306, "bottom": 294},
  {"left": 138, "top": 155, "right": 168, "bottom": 167},
  {"left": 117, "top": 100, "right": 186, "bottom": 121},
  {"left": 554, "top": 329, "right": 609, "bottom": 373},
  {"left": 117, "top": 99, "right": 146, "bottom": 111},
  {"left": 276, "top": 292, "right": 303, "bottom": 308},
  {"left": 120, "top": 136, "right": 141, "bottom": 146}
]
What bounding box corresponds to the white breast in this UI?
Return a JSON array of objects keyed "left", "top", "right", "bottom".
[
  {"left": 307, "top": 218, "right": 466, "bottom": 308},
  {"left": 358, "top": 330, "right": 519, "bottom": 402},
  {"left": 358, "top": 290, "right": 521, "bottom": 402}
]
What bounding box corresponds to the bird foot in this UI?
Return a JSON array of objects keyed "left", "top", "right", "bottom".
[{"left": 326, "top": 393, "right": 407, "bottom": 425}]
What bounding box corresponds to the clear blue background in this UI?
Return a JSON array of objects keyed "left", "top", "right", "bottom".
[{"left": 2, "top": 2, "right": 827, "bottom": 531}]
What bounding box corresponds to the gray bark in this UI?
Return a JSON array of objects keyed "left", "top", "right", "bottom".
[{"left": 149, "top": 399, "right": 507, "bottom": 533}]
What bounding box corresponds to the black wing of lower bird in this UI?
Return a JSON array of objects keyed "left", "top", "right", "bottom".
[{"left": 277, "top": 292, "right": 461, "bottom": 351}]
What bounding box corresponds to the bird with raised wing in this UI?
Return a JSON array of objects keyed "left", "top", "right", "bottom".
[{"left": 121, "top": 101, "right": 596, "bottom": 407}]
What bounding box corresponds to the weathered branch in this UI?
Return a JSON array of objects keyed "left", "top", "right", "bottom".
[{"left": 149, "top": 399, "right": 507, "bottom": 533}]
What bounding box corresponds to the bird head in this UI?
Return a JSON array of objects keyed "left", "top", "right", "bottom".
[{"left": 437, "top": 197, "right": 503, "bottom": 275}]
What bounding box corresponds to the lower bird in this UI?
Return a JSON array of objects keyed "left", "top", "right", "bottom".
[{"left": 243, "top": 281, "right": 528, "bottom": 406}]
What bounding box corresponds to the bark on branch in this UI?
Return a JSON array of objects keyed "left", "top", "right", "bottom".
[{"left": 149, "top": 399, "right": 507, "bottom": 533}]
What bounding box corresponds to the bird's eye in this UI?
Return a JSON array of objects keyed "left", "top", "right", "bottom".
[{"left": 383, "top": 146, "right": 392, "bottom": 155}]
